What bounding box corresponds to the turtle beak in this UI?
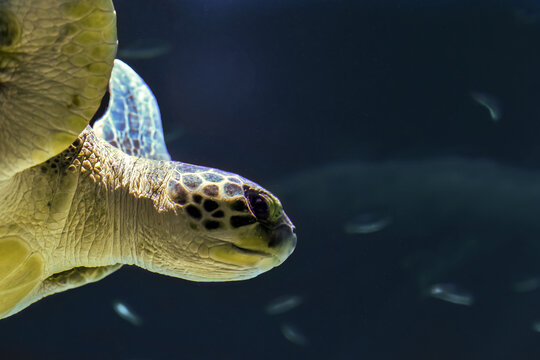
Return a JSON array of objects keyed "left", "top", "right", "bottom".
[
  {"left": 209, "top": 211, "right": 296, "bottom": 273},
  {"left": 254, "top": 211, "right": 296, "bottom": 271},
  {"left": 267, "top": 213, "right": 296, "bottom": 261}
]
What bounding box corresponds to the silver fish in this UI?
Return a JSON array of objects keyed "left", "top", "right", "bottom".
[
  {"left": 470, "top": 91, "right": 502, "bottom": 122},
  {"left": 265, "top": 295, "right": 303, "bottom": 315},
  {"left": 112, "top": 301, "right": 143, "bottom": 326},
  {"left": 281, "top": 323, "right": 308, "bottom": 346},
  {"left": 428, "top": 283, "right": 474, "bottom": 306},
  {"left": 344, "top": 212, "right": 392, "bottom": 234}
]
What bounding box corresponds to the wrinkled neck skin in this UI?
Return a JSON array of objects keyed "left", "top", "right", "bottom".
[
  {"left": 69, "top": 128, "right": 185, "bottom": 272},
  {"left": 0, "top": 127, "right": 181, "bottom": 277}
]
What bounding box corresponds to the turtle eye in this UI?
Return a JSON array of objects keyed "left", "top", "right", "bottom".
[{"left": 245, "top": 189, "right": 270, "bottom": 221}]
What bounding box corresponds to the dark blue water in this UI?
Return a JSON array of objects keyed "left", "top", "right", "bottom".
[{"left": 3, "top": 0, "right": 540, "bottom": 359}]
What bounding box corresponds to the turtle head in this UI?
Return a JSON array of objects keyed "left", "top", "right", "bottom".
[{"left": 137, "top": 164, "right": 296, "bottom": 282}]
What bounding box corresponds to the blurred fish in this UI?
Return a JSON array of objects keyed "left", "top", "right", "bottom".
[
  {"left": 428, "top": 283, "right": 474, "bottom": 306},
  {"left": 513, "top": 277, "right": 540, "bottom": 293},
  {"left": 532, "top": 321, "right": 540, "bottom": 333},
  {"left": 280, "top": 323, "right": 308, "bottom": 346},
  {"left": 112, "top": 301, "right": 143, "bottom": 326},
  {"left": 118, "top": 39, "right": 171, "bottom": 60},
  {"left": 470, "top": 91, "right": 502, "bottom": 122},
  {"left": 265, "top": 295, "right": 303, "bottom": 315},
  {"left": 164, "top": 127, "right": 184, "bottom": 146},
  {"left": 344, "top": 212, "right": 392, "bottom": 234}
]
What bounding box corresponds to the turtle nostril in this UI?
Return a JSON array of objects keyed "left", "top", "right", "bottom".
[
  {"left": 268, "top": 235, "right": 282, "bottom": 248},
  {"left": 268, "top": 225, "right": 294, "bottom": 248}
]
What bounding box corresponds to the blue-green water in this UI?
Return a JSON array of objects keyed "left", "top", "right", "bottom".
[{"left": 3, "top": 0, "right": 540, "bottom": 359}]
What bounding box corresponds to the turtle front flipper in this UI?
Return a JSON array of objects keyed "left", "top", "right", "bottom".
[
  {"left": 0, "top": 251, "right": 121, "bottom": 319},
  {"left": 34, "top": 264, "right": 122, "bottom": 305},
  {"left": 0, "top": 0, "right": 117, "bottom": 179},
  {"left": 0, "top": 237, "right": 44, "bottom": 319},
  {"left": 93, "top": 59, "right": 171, "bottom": 161}
]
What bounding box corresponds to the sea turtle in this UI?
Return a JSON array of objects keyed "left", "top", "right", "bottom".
[{"left": 0, "top": 0, "right": 296, "bottom": 319}]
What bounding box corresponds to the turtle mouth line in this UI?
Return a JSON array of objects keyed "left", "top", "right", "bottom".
[
  {"left": 207, "top": 242, "right": 277, "bottom": 268},
  {"left": 230, "top": 244, "right": 271, "bottom": 258},
  {"left": 203, "top": 234, "right": 272, "bottom": 258}
]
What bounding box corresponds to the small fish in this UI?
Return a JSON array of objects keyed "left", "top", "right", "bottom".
[
  {"left": 118, "top": 39, "right": 171, "bottom": 60},
  {"left": 265, "top": 295, "right": 303, "bottom": 315},
  {"left": 470, "top": 91, "right": 502, "bottom": 122},
  {"left": 112, "top": 301, "right": 143, "bottom": 326},
  {"left": 281, "top": 323, "right": 308, "bottom": 346},
  {"left": 513, "top": 277, "right": 540, "bottom": 293},
  {"left": 428, "top": 283, "right": 474, "bottom": 306},
  {"left": 344, "top": 212, "right": 392, "bottom": 234}
]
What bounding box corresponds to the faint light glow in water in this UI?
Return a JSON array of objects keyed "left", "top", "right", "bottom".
[
  {"left": 513, "top": 277, "right": 540, "bottom": 293},
  {"left": 196, "top": 0, "right": 465, "bottom": 10},
  {"left": 194, "top": 0, "right": 332, "bottom": 11},
  {"left": 531, "top": 321, "right": 540, "bottom": 333},
  {"left": 117, "top": 38, "right": 171, "bottom": 60}
]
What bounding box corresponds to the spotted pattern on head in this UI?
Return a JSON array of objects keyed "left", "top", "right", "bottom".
[
  {"left": 168, "top": 181, "right": 188, "bottom": 205},
  {"left": 166, "top": 165, "right": 269, "bottom": 232},
  {"left": 183, "top": 174, "right": 202, "bottom": 189},
  {"left": 202, "top": 185, "right": 219, "bottom": 197},
  {"left": 224, "top": 183, "right": 243, "bottom": 197}
]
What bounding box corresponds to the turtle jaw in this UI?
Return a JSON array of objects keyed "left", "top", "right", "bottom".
[{"left": 208, "top": 220, "right": 297, "bottom": 275}]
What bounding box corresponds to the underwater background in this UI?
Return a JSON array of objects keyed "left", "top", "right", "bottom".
[{"left": 2, "top": 0, "right": 540, "bottom": 358}]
